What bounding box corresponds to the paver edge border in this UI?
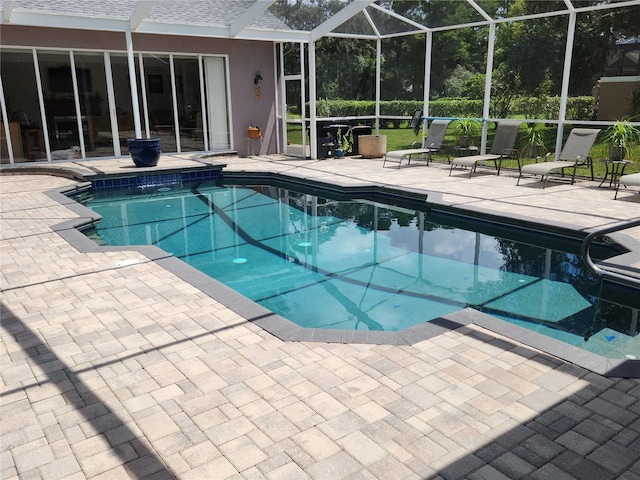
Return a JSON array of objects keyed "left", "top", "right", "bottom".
[{"left": 11, "top": 165, "right": 638, "bottom": 378}]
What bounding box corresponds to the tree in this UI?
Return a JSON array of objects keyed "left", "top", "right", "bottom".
[
  {"left": 376, "top": 0, "right": 494, "bottom": 98},
  {"left": 270, "top": 0, "right": 639, "bottom": 101},
  {"left": 494, "top": 1, "right": 640, "bottom": 96},
  {"left": 462, "top": 73, "right": 486, "bottom": 100},
  {"left": 443, "top": 65, "right": 474, "bottom": 97},
  {"left": 570, "top": 6, "right": 640, "bottom": 94},
  {"left": 380, "top": 36, "right": 426, "bottom": 101},
  {"left": 314, "top": 37, "right": 377, "bottom": 100},
  {"left": 490, "top": 64, "right": 520, "bottom": 118}
]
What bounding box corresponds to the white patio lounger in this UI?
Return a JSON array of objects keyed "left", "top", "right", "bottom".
[
  {"left": 449, "top": 121, "right": 521, "bottom": 178},
  {"left": 383, "top": 119, "right": 450, "bottom": 168},
  {"left": 517, "top": 128, "right": 600, "bottom": 188},
  {"left": 615, "top": 172, "right": 640, "bottom": 199}
]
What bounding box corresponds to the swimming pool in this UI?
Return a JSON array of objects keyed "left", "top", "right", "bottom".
[{"left": 75, "top": 176, "right": 639, "bottom": 361}]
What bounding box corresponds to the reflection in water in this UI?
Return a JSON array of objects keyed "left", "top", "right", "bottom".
[{"left": 82, "top": 182, "right": 638, "bottom": 358}]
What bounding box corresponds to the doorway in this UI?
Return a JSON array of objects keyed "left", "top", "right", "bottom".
[{"left": 280, "top": 43, "right": 308, "bottom": 158}]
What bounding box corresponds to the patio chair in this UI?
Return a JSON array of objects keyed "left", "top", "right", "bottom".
[
  {"left": 516, "top": 128, "right": 600, "bottom": 188},
  {"left": 383, "top": 119, "right": 450, "bottom": 168},
  {"left": 449, "top": 121, "right": 521, "bottom": 178},
  {"left": 614, "top": 172, "right": 640, "bottom": 199}
]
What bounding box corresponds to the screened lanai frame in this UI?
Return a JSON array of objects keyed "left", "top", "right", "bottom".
[
  {"left": 280, "top": 0, "right": 640, "bottom": 159},
  {"left": 1, "top": 0, "right": 639, "bottom": 161}
]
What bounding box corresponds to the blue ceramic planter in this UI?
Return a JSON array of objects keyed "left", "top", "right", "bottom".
[{"left": 128, "top": 138, "right": 161, "bottom": 167}]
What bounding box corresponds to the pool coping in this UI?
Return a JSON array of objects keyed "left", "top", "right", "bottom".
[{"left": 19, "top": 165, "right": 640, "bottom": 378}]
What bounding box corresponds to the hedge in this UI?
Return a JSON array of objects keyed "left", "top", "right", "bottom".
[{"left": 307, "top": 96, "right": 594, "bottom": 127}]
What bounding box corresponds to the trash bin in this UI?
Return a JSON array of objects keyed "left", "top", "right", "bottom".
[
  {"left": 318, "top": 134, "right": 335, "bottom": 159},
  {"left": 351, "top": 125, "right": 373, "bottom": 155},
  {"left": 309, "top": 123, "right": 334, "bottom": 159},
  {"left": 326, "top": 124, "right": 350, "bottom": 141}
]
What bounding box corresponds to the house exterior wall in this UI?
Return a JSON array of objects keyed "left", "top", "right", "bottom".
[
  {"left": 597, "top": 76, "right": 640, "bottom": 121},
  {"left": 1, "top": 25, "right": 277, "bottom": 157}
]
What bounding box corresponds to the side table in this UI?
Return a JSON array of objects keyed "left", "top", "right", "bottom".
[
  {"left": 599, "top": 159, "right": 631, "bottom": 188},
  {"left": 453, "top": 145, "right": 479, "bottom": 156},
  {"left": 246, "top": 135, "right": 263, "bottom": 156},
  {"left": 447, "top": 145, "right": 478, "bottom": 163}
]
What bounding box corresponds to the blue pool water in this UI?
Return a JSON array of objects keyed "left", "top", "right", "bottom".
[{"left": 80, "top": 180, "right": 639, "bottom": 359}]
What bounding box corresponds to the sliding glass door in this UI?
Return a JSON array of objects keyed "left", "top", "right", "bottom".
[
  {"left": 1, "top": 48, "right": 231, "bottom": 163},
  {"left": 204, "top": 56, "right": 230, "bottom": 151}
]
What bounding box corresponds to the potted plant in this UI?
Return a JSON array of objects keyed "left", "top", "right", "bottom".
[
  {"left": 520, "top": 122, "right": 547, "bottom": 159},
  {"left": 453, "top": 118, "right": 480, "bottom": 148},
  {"left": 128, "top": 137, "right": 162, "bottom": 167},
  {"left": 602, "top": 119, "right": 640, "bottom": 161},
  {"left": 359, "top": 134, "right": 387, "bottom": 158},
  {"left": 332, "top": 126, "right": 353, "bottom": 158}
]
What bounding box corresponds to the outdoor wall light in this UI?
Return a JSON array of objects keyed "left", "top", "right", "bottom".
[{"left": 254, "top": 71, "right": 263, "bottom": 101}]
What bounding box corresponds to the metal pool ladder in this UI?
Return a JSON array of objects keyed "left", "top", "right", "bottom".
[
  {"left": 582, "top": 217, "right": 640, "bottom": 339},
  {"left": 581, "top": 217, "right": 640, "bottom": 289}
]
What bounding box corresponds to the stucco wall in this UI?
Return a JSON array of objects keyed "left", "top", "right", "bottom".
[
  {"left": 1, "top": 25, "right": 277, "bottom": 156},
  {"left": 598, "top": 77, "right": 640, "bottom": 121}
]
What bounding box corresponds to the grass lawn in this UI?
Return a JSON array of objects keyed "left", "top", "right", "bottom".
[{"left": 288, "top": 122, "right": 640, "bottom": 178}]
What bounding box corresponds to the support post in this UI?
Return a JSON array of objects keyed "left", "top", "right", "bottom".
[
  {"left": 556, "top": 11, "right": 577, "bottom": 158},
  {"left": 309, "top": 40, "right": 317, "bottom": 159},
  {"left": 375, "top": 38, "right": 381, "bottom": 134},
  {"left": 481, "top": 22, "right": 496, "bottom": 154},
  {"left": 422, "top": 31, "right": 433, "bottom": 146},
  {"left": 125, "top": 26, "right": 142, "bottom": 139}
]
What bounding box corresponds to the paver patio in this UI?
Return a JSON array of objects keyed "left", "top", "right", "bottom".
[{"left": 1, "top": 154, "right": 639, "bottom": 479}]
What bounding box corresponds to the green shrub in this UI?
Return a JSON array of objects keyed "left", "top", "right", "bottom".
[
  {"left": 511, "top": 96, "right": 593, "bottom": 120},
  {"left": 429, "top": 99, "right": 483, "bottom": 118},
  {"left": 306, "top": 96, "right": 595, "bottom": 126}
]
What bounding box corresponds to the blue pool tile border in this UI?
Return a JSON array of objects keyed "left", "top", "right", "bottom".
[{"left": 92, "top": 169, "right": 222, "bottom": 190}]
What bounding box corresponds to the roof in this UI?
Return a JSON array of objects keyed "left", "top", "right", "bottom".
[
  {"left": 1, "top": 0, "right": 295, "bottom": 41},
  {"left": 2, "top": 0, "right": 638, "bottom": 43}
]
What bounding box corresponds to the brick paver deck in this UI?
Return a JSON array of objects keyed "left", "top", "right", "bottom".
[{"left": 1, "top": 154, "right": 639, "bottom": 479}]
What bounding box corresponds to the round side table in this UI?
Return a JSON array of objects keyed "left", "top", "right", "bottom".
[{"left": 599, "top": 159, "right": 631, "bottom": 188}]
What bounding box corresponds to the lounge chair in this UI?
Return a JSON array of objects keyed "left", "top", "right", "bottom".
[
  {"left": 614, "top": 173, "right": 640, "bottom": 199},
  {"left": 516, "top": 128, "right": 600, "bottom": 188},
  {"left": 449, "top": 121, "right": 521, "bottom": 178},
  {"left": 383, "top": 119, "right": 450, "bottom": 168}
]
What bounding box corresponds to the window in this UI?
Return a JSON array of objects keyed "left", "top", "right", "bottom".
[{"left": 49, "top": 67, "right": 92, "bottom": 93}]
